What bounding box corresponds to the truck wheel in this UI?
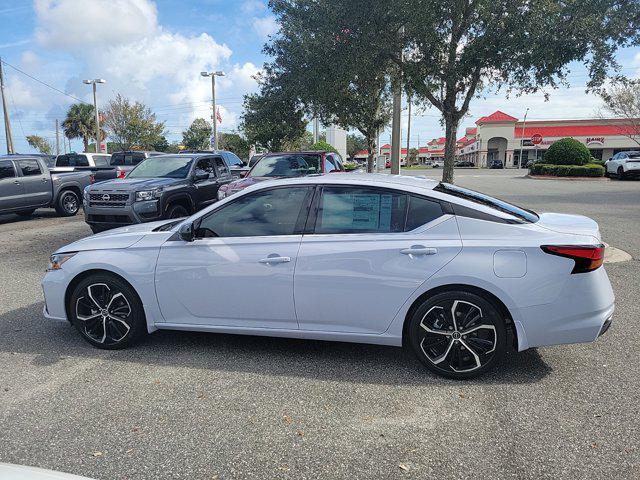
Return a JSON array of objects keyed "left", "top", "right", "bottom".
[
  {"left": 167, "top": 204, "right": 189, "bottom": 219},
  {"left": 16, "top": 209, "right": 36, "bottom": 217},
  {"left": 55, "top": 190, "right": 80, "bottom": 217}
]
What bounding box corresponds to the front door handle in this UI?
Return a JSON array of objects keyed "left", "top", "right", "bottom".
[
  {"left": 400, "top": 245, "right": 437, "bottom": 256},
  {"left": 259, "top": 255, "right": 291, "bottom": 265}
]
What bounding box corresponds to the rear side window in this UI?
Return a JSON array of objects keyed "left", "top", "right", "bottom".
[
  {"left": 316, "top": 187, "right": 407, "bottom": 234},
  {"left": 405, "top": 196, "right": 444, "bottom": 231},
  {"left": 18, "top": 159, "right": 42, "bottom": 176},
  {"left": 435, "top": 183, "right": 538, "bottom": 223},
  {"left": 0, "top": 160, "right": 15, "bottom": 179},
  {"left": 56, "top": 154, "right": 89, "bottom": 167},
  {"left": 225, "top": 153, "right": 243, "bottom": 166}
]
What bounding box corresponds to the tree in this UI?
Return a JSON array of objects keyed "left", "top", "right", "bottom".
[
  {"left": 182, "top": 118, "right": 212, "bottom": 150},
  {"left": 26, "top": 135, "right": 53, "bottom": 155},
  {"left": 309, "top": 140, "right": 338, "bottom": 154},
  {"left": 62, "top": 103, "right": 98, "bottom": 152},
  {"left": 267, "top": 0, "right": 640, "bottom": 182},
  {"left": 600, "top": 80, "right": 640, "bottom": 147},
  {"left": 103, "top": 94, "right": 166, "bottom": 151},
  {"left": 346, "top": 134, "right": 367, "bottom": 159},
  {"left": 240, "top": 79, "right": 308, "bottom": 152},
  {"left": 219, "top": 132, "right": 251, "bottom": 159},
  {"left": 407, "top": 147, "right": 419, "bottom": 166},
  {"left": 267, "top": 0, "right": 393, "bottom": 172}
]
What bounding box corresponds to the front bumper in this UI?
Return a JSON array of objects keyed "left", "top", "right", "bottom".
[
  {"left": 84, "top": 199, "right": 161, "bottom": 227},
  {"left": 42, "top": 269, "right": 71, "bottom": 322}
]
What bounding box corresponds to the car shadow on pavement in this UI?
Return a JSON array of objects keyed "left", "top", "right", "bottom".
[
  {"left": 0, "top": 210, "right": 61, "bottom": 226},
  {"left": 1, "top": 302, "right": 553, "bottom": 386}
]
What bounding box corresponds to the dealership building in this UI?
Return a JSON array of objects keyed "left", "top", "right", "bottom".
[{"left": 456, "top": 110, "right": 640, "bottom": 167}]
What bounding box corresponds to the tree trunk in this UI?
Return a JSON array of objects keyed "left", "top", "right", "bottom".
[
  {"left": 83, "top": 136, "right": 89, "bottom": 152},
  {"left": 442, "top": 115, "right": 458, "bottom": 184},
  {"left": 366, "top": 135, "right": 376, "bottom": 173}
]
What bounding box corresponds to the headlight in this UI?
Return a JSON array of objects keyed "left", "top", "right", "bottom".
[
  {"left": 83, "top": 186, "right": 90, "bottom": 201},
  {"left": 47, "top": 252, "right": 77, "bottom": 271},
  {"left": 135, "top": 189, "right": 162, "bottom": 202}
]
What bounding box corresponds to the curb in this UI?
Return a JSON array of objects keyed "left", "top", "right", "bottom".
[{"left": 525, "top": 175, "right": 610, "bottom": 181}]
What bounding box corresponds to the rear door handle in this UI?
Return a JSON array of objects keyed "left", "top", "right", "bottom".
[
  {"left": 400, "top": 246, "right": 437, "bottom": 256},
  {"left": 259, "top": 255, "right": 291, "bottom": 265}
]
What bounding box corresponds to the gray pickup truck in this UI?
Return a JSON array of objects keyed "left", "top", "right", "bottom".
[{"left": 0, "top": 154, "right": 93, "bottom": 217}]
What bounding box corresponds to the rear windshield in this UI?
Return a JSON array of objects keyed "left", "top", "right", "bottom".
[
  {"left": 127, "top": 156, "right": 193, "bottom": 179},
  {"left": 111, "top": 152, "right": 145, "bottom": 166},
  {"left": 435, "top": 183, "right": 539, "bottom": 223},
  {"left": 627, "top": 151, "right": 640, "bottom": 158},
  {"left": 250, "top": 154, "right": 321, "bottom": 177},
  {"left": 56, "top": 154, "right": 89, "bottom": 167}
]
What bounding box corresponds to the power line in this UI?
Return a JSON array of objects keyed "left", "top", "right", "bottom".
[{"left": 0, "top": 58, "right": 88, "bottom": 105}]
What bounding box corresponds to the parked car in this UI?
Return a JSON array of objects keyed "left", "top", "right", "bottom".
[
  {"left": 178, "top": 150, "right": 249, "bottom": 178},
  {"left": 605, "top": 151, "right": 640, "bottom": 179},
  {"left": 489, "top": 160, "right": 504, "bottom": 169},
  {"left": 217, "top": 151, "right": 344, "bottom": 199},
  {"left": 110, "top": 150, "right": 164, "bottom": 179},
  {"left": 43, "top": 174, "right": 614, "bottom": 379},
  {"left": 455, "top": 160, "right": 475, "bottom": 167},
  {"left": 0, "top": 154, "right": 92, "bottom": 217},
  {"left": 83, "top": 153, "right": 233, "bottom": 233},
  {"left": 52, "top": 152, "right": 116, "bottom": 182}
]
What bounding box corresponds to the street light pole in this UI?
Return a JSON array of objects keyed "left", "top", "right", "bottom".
[
  {"left": 201, "top": 71, "right": 225, "bottom": 150},
  {"left": 83, "top": 79, "right": 106, "bottom": 153},
  {"left": 518, "top": 107, "right": 529, "bottom": 168}
]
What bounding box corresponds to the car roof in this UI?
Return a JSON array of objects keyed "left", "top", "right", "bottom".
[
  {"left": 265, "top": 151, "right": 328, "bottom": 156},
  {"left": 244, "top": 173, "right": 439, "bottom": 192}
]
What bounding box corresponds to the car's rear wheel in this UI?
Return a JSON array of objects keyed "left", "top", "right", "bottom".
[
  {"left": 69, "top": 273, "right": 146, "bottom": 349},
  {"left": 55, "top": 190, "right": 80, "bottom": 216},
  {"left": 167, "top": 203, "right": 189, "bottom": 219},
  {"left": 408, "top": 291, "right": 506, "bottom": 379}
]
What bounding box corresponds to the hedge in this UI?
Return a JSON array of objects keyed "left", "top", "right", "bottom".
[
  {"left": 544, "top": 137, "right": 591, "bottom": 166},
  {"left": 343, "top": 162, "right": 359, "bottom": 171},
  {"left": 530, "top": 163, "right": 605, "bottom": 177}
]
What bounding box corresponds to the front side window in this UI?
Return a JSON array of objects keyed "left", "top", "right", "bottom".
[
  {"left": 18, "top": 159, "right": 42, "bottom": 176},
  {"left": 195, "top": 158, "right": 216, "bottom": 177},
  {"left": 196, "top": 187, "right": 311, "bottom": 238},
  {"left": 323, "top": 156, "right": 337, "bottom": 173},
  {"left": 0, "top": 160, "right": 15, "bottom": 179},
  {"left": 128, "top": 156, "right": 193, "bottom": 179},
  {"left": 250, "top": 154, "right": 321, "bottom": 177},
  {"left": 315, "top": 187, "right": 407, "bottom": 234}
]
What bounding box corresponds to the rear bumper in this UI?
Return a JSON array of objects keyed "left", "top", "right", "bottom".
[{"left": 517, "top": 267, "right": 615, "bottom": 349}]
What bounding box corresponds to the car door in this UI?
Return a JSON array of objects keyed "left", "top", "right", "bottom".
[
  {"left": 16, "top": 158, "right": 52, "bottom": 207},
  {"left": 294, "top": 185, "right": 462, "bottom": 334},
  {"left": 0, "top": 160, "right": 24, "bottom": 211},
  {"left": 192, "top": 157, "right": 219, "bottom": 209},
  {"left": 155, "top": 185, "right": 314, "bottom": 328}
]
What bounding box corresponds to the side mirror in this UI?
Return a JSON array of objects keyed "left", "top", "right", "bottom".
[
  {"left": 194, "top": 171, "right": 209, "bottom": 182},
  {"left": 178, "top": 222, "right": 195, "bottom": 242},
  {"left": 607, "top": 158, "right": 612, "bottom": 162}
]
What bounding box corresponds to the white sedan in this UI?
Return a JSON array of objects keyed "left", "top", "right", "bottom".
[
  {"left": 42, "top": 174, "right": 614, "bottom": 379},
  {"left": 605, "top": 150, "right": 640, "bottom": 179}
]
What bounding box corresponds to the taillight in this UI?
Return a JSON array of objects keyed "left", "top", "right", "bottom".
[
  {"left": 118, "top": 170, "right": 126, "bottom": 179},
  {"left": 541, "top": 245, "right": 605, "bottom": 274}
]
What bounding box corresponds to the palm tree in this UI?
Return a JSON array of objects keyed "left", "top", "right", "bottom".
[{"left": 62, "top": 103, "right": 95, "bottom": 152}]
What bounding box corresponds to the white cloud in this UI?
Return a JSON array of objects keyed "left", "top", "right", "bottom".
[
  {"left": 20, "top": 51, "right": 40, "bottom": 70},
  {"left": 34, "top": 0, "right": 158, "bottom": 50},
  {"left": 252, "top": 15, "right": 278, "bottom": 39}
]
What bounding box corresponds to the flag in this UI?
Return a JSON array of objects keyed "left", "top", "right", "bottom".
[{"left": 216, "top": 108, "right": 222, "bottom": 124}]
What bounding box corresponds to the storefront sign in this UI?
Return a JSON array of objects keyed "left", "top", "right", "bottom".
[{"left": 586, "top": 137, "right": 605, "bottom": 146}]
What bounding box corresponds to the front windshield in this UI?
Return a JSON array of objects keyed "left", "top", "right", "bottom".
[
  {"left": 250, "top": 154, "right": 320, "bottom": 177},
  {"left": 127, "top": 156, "right": 193, "bottom": 179}
]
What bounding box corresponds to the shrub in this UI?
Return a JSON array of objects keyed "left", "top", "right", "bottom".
[
  {"left": 309, "top": 140, "right": 339, "bottom": 154},
  {"left": 529, "top": 163, "right": 604, "bottom": 177},
  {"left": 343, "top": 162, "right": 359, "bottom": 171},
  {"left": 589, "top": 157, "right": 606, "bottom": 166},
  {"left": 544, "top": 138, "right": 591, "bottom": 166}
]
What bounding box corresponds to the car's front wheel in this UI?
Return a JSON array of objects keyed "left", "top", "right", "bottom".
[
  {"left": 69, "top": 273, "right": 146, "bottom": 349},
  {"left": 617, "top": 166, "right": 626, "bottom": 180},
  {"left": 408, "top": 291, "right": 506, "bottom": 379}
]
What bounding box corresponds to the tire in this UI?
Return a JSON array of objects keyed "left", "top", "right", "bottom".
[
  {"left": 166, "top": 203, "right": 189, "bottom": 219},
  {"left": 617, "top": 166, "right": 625, "bottom": 180},
  {"left": 407, "top": 290, "right": 506, "bottom": 379},
  {"left": 68, "top": 273, "right": 146, "bottom": 350},
  {"left": 55, "top": 190, "right": 80, "bottom": 216},
  {"left": 16, "top": 209, "right": 36, "bottom": 217}
]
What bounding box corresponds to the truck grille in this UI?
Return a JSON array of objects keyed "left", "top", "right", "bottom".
[{"left": 89, "top": 193, "right": 129, "bottom": 208}]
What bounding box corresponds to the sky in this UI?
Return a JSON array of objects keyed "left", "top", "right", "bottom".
[{"left": 1, "top": 0, "right": 639, "bottom": 154}]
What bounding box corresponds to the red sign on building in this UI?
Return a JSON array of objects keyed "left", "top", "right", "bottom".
[{"left": 531, "top": 134, "right": 543, "bottom": 145}]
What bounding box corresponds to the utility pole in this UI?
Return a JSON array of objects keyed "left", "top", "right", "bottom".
[
  {"left": 405, "top": 96, "right": 412, "bottom": 167},
  {"left": 55, "top": 120, "right": 60, "bottom": 155},
  {"left": 201, "top": 70, "right": 225, "bottom": 150},
  {"left": 390, "top": 26, "right": 404, "bottom": 175},
  {"left": 83, "top": 78, "right": 106, "bottom": 153},
  {"left": 0, "top": 58, "right": 15, "bottom": 154},
  {"left": 517, "top": 107, "right": 529, "bottom": 168}
]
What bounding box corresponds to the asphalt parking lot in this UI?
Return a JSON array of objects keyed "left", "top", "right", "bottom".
[{"left": 1, "top": 169, "right": 639, "bottom": 479}]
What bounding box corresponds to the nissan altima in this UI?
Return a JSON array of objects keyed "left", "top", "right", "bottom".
[{"left": 42, "top": 174, "right": 614, "bottom": 379}]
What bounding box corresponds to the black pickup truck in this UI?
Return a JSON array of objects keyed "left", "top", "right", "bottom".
[{"left": 0, "top": 154, "right": 93, "bottom": 217}]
